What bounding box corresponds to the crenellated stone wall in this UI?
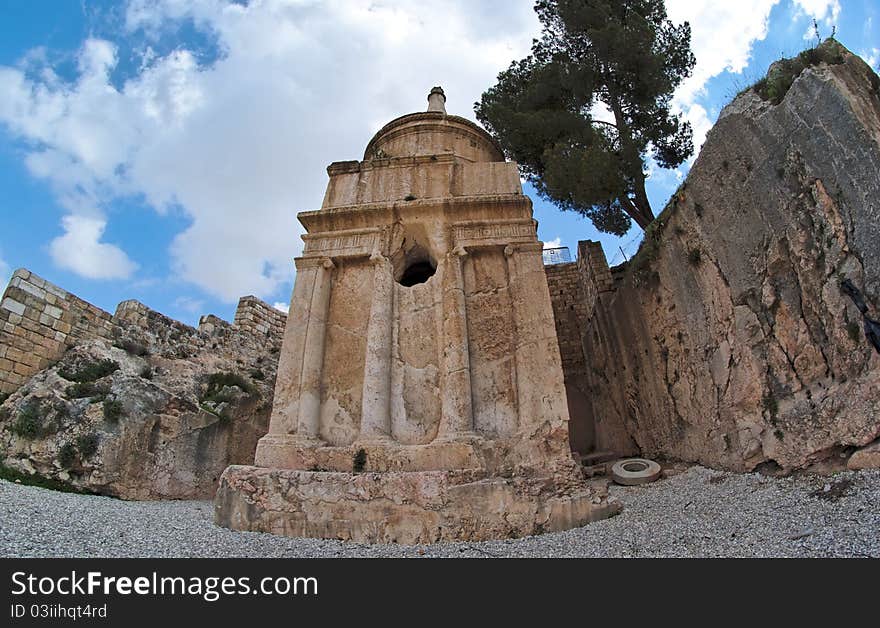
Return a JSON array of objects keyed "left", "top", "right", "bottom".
[
  {"left": 0, "top": 270, "right": 289, "bottom": 499},
  {"left": 0, "top": 269, "right": 287, "bottom": 396},
  {"left": 0, "top": 270, "right": 114, "bottom": 395},
  {"left": 233, "top": 296, "right": 287, "bottom": 340}
]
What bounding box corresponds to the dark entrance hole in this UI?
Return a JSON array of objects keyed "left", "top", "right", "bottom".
[{"left": 399, "top": 260, "right": 436, "bottom": 287}]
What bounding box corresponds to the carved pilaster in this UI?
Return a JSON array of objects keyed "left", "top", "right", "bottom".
[
  {"left": 359, "top": 252, "right": 394, "bottom": 443},
  {"left": 437, "top": 245, "right": 476, "bottom": 441},
  {"left": 295, "top": 256, "right": 335, "bottom": 442}
]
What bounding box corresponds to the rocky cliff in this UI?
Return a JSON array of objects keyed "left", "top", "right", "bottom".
[
  {"left": 576, "top": 41, "right": 880, "bottom": 472},
  {"left": 0, "top": 288, "right": 282, "bottom": 499}
]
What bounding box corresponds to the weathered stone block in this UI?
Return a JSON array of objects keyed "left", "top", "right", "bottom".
[
  {"left": 215, "top": 465, "right": 619, "bottom": 544},
  {"left": 1, "top": 298, "right": 26, "bottom": 317}
]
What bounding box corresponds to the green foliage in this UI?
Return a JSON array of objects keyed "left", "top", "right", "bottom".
[
  {"left": 0, "top": 462, "right": 95, "bottom": 494},
  {"left": 0, "top": 392, "right": 9, "bottom": 405},
  {"left": 103, "top": 399, "right": 125, "bottom": 423},
  {"left": 201, "top": 372, "right": 254, "bottom": 405},
  {"left": 200, "top": 402, "right": 232, "bottom": 425},
  {"left": 75, "top": 432, "right": 99, "bottom": 459},
  {"left": 57, "top": 442, "right": 77, "bottom": 469},
  {"left": 58, "top": 359, "right": 119, "bottom": 383},
  {"left": 11, "top": 402, "right": 44, "bottom": 439},
  {"left": 64, "top": 382, "right": 104, "bottom": 400},
  {"left": 250, "top": 368, "right": 265, "bottom": 381},
  {"left": 475, "top": 0, "right": 695, "bottom": 234},
  {"left": 752, "top": 40, "right": 845, "bottom": 105},
  {"left": 687, "top": 248, "right": 702, "bottom": 266},
  {"left": 113, "top": 339, "right": 150, "bottom": 357},
  {"left": 352, "top": 448, "right": 367, "bottom": 473}
]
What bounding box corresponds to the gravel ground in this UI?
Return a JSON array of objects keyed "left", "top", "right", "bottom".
[{"left": 1, "top": 465, "right": 878, "bottom": 558}]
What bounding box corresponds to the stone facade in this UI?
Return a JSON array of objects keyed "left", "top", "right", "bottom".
[
  {"left": 546, "top": 43, "right": 880, "bottom": 472},
  {"left": 215, "top": 88, "right": 618, "bottom": 542}
]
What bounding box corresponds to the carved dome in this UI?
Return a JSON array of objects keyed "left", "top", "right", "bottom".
[{"left": 363, "top": 87, "right": 504, "bottom": 163}]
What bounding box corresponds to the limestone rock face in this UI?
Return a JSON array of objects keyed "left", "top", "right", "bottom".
[
  {"left": 0, "top": 304, "right": 279, "bottom": 499},
  {"left": 577, "top": 43, "right": 880, "bottom": 471}
]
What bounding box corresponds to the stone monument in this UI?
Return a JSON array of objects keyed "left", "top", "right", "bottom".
[{"left": 214, "top": 87, "right": 619, "bottom": 542}]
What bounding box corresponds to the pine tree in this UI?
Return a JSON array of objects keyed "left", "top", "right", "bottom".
[{"left": 476, "top": 0, "right": 695, "bottom": 234}]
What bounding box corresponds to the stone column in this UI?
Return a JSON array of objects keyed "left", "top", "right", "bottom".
[
  {"left": 295, "top": 256, "right": 335, "bottom": 442},
  {"left": 265, "top": 259, "right": 314, "bottom": 436},
  {"left": 438, "top": 245, "right": 476, "bottom": 441},
  {"left": 359, "top": 253, "right": 394, "bottom": 442},
  {"left": 504, "top": 244, "right": 527, "bottom": 430}
]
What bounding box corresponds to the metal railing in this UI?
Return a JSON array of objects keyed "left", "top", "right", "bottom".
[{"left": 542, "top": 246, "right": 572, "bottom": 265}]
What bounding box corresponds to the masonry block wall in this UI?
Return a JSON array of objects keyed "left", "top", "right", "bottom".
[
  {"left": 0, "top": 269, "right": 287, "bottom": 395},
  {"left": 233, "top": 296, "right": 287, "bottom": 339},
  {"left": 544, "top": 263, "right": 588, "bottom": 376},
  {"left": 0, "top": 269, "right": 114, "bottom": 394},
  {"left": 544, "top": 240, "right": 621, "bottom": 456}
]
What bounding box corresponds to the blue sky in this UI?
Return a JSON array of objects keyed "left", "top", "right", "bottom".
[{"left": 0, "top": 0, "right": 877, "bottom": 326}]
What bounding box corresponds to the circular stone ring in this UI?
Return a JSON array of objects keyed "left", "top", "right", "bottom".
[{"left": 611, "top": 458, "right": 662, "bottom": 486}]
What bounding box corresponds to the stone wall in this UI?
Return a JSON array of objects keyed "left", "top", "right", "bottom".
[
  {"left": 547, "top": 43, "right": 880, "bottom": 472},
  {"left": 233, "top": 296, "right": 287, "bottom": 339},
  {"left": 544, "top": 262, "right": 587, "bottom": 375},
  {"left": 0, "top": 269, "right": 287, "bottom": 397},
  {"left": 0, "top": 270, "right": 114, "bottom": 395},
  {"left": 545, "top": 246, "right": 638, "bottom": 456},
  {"left": 0, "top": 270, "right": 289, "bottom": 499}
]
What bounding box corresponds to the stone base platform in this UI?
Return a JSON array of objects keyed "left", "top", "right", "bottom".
[{"left": 213, "top": 465, "right": 622, "bottom": 544}]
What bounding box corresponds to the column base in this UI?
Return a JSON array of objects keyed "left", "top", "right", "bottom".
[
  {"left": 434, "top": 430, "right": 481, "bottom": 444},
  {"left": 253, "top": 434, "right": 484, "bottom": 472},
  {"left": 215, "top": 464, "right": 622, "bottom": 544}
]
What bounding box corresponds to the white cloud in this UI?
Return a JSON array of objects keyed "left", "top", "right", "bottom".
[
  {"left": 0, "top": 0, "right": 540, "bottom": 302},
  {"left": 543, "top": 237, "right": 562, "bottom": 250},
  {"left": 48, "top": 215, "right": 139, "bottom": 280},
  {"left": 792, "top": 0, "right": 841, "bottom": 22},
  {"left": 861, "top": 48, "right": 880, "bottom": 70},
  {"left": 666, "top": 1, "right": 780, "bottom": 108},
  {"left": 0, "top": 250, "right": 10, "bottom": 289},
  {"left": 173, "top": 295, "right": 206, "bottom": 314},
  {"left": 272, "top": 301, "right": 289, "bottom": 314},
  {"left": 792, "top": 1, "right": 841, "bottom": 40},
  {"left": 663, "top": 1, "right": 781, "bottom": 166},
  {"left": 680, "top": 103, "right": 713, "bottom": 162}
]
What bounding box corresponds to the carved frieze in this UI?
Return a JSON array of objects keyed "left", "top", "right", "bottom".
[
  {"left": 302, "top": 228, "right": 383, "bottom": 259},
  {"left": 452, "top": 220, "right": 537, "bottom": 250}
]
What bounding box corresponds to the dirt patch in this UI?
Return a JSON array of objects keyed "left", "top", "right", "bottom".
[{"left": 809, "top": 478, "right": 856, "bottom": 501}]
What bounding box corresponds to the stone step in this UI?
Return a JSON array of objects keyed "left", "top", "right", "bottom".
[
  {"left": 580, "top": 451, "right": 619, "bottom": 466},
  {"left": 582, "top": 464, "right": 608, "bottom": 478}
]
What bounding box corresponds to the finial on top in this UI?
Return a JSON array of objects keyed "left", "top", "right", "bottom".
[{"left": 427, "top": 86, "right": 446, "bottom": 114}]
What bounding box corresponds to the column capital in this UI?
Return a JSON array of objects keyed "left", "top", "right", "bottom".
[{"left": 295, "top": 256, "right": 336, "bottom": 271}]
